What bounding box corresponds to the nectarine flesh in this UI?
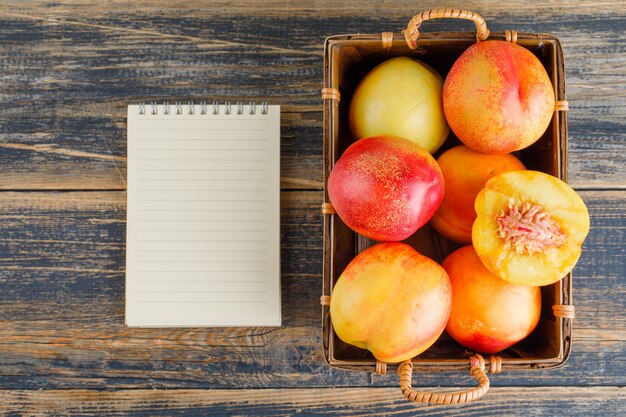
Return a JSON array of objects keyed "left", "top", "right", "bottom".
[{"left": 473, "top": 170, "right": 590, "bottom": 286}]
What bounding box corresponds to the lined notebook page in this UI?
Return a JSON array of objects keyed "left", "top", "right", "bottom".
[{"left": 126, "top": 103, "right": 281, "bottom": 327}]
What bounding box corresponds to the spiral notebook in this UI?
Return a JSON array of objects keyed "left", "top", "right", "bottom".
[{"left": 125, "top": 101, "right": 281, "bottom": 327}]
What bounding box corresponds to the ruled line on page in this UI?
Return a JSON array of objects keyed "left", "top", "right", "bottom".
[
  {"left": 138, "top": 219, "right": 267, "bottom": 223},
  {"left": 137, "top": 117, "right": 268, "bottom": 121},
  {"left": 137, "top": 301, "right": 269, "bottom": 304},
  {"left": 138, "top": 178, "right": 268, "bottom": 183},
  {"left": 138, "top": 259, "right": 268, "bottom": 263},
  {"left": 137, "top": 229, "right": 267, "bottom": 233},
  {"left": 135, "top": 269, "right": 267, "bottom": 275},
  {"left": 138, "top": 290, "right": 269, "bottom": 293},
  {"left": 138, "top": 254, "right": 268, "bottom": 260},
  {"left": 138, "top": 241, "right": 269, "bottom": 250},
  {"left": 137, "top": 148, "right": 270, "bottom": 152},
  {"left": 136, "top": 239, "right": 268, "bottom": 242},
  {"left": 138, "top": 280, "right": 269, "bottom": 283},
  {"left": 137, "top": 158, "right": 269, "bottom": 162},
  {"left": 137, "top": 199, "right": 269, "bottom": 202},
  {"left": 138, "top": 138, "right": 269, "bottom": 141},
  {"left": 138, "top": 168, "right": 268, "bottom": 172},
  {"left": 137, "top": 209, "right": 269, "bottom": 212},
  {"left": 137, "top": 270, "right": 269, "bottom": 273},
  {"left": 137, "top": 213, "right": 268, "bottom": 220},
  {"left": 138, "top": 128, "right": 268, "bottom": 131},
  {"left": 138, "top": 219, "right": 267, "bottom": 226},
  {"left": 137, "top": 249, "right": 269, "bottom": 253}
]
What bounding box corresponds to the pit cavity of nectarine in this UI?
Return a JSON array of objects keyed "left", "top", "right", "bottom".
[
  {"left": 431, "top": 145, "right": 525, "bottom": 244},
  {"left": 443, "top": 40, "right": 555, "bottom": 154},
  {"left": 443, "top": 245, "right": 541, "bottom": 354},
  {"left": 473, "top": 170, "right": 590, "bottom": 287},
  {"left": 330, "top": 242, "right": 452, "bottom": 363}
]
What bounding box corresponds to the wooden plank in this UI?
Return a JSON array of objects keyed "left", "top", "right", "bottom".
[
  {"left": 0, "top": 189, "right": 623, "bottom": 389},
  {"left": 0, "top": 1, "right": 624, "bottom": 190},
  {"left": 0, "top": 386, "right": 624, "bottom": 416}
]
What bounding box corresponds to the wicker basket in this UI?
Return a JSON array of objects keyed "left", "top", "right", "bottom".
[{"left": 321, "top": 9, "right": 573, "bottom": 404}]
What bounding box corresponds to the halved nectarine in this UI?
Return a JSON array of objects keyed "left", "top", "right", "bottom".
[{"left": 473, "top": 170, "right": 590, "bottom": 286}]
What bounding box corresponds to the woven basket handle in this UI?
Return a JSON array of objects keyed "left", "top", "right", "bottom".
[
  {"left": 397, "top": 355, "right": 490, "bottom": 404},
  {"left": 404, "top": 9, "right": 490, "bottom": 49}
]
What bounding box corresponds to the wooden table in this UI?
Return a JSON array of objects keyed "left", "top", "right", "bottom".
[{"left": 0, "top": 1, "right": 624, "bottom": 415}]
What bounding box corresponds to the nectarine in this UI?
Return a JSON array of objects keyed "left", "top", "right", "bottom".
[
  {"left": 331, "top": 243, "right": 452, "bottom": 363},
  {"left": 349, "top": 57, "right": 449, "bottom": 154},
  {"left": 473, "top": 170, "right": 590, "bottom": 286},
  {"left": 328, "top": 136, "right": 444, "bottom": 242},
  {"left": 443, "top": 40, "right": 555, "bottom": 154},
  {"left": 431, "top": 145, "right": 525, "bottom": 243},
  {"left": 443, "top": 245, "right": 541, "bottom": 353}
]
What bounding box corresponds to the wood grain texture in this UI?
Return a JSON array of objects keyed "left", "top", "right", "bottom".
[
  {"left": 0, "top": 0, "right": 624, "bottom": 190},
  {"left": 0, "top": 190, "right": 622, "bottom": 389},
  {"left": 0, "top": 0, "right": 624, "bottom": 412},
  {"left": 0, "top": 386, "right": 624, "bottom": 416}
]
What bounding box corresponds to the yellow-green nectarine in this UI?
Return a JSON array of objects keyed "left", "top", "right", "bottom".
[{"left": 349, "top": 57, "right": 449, "bottom": 154}]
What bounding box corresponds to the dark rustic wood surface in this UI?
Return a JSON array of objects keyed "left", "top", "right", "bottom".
[
  {"left": 1, "top": 387, "right": 624, "bottom": 416},
  {"left": 0, "top": 0, "right": 624, "bottom": 415}
]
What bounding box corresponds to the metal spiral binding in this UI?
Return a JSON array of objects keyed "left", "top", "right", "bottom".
[{"left": 138, "top": 101, "right": 269, "bottom": 115}]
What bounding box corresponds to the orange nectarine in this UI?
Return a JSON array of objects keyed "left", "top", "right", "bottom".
[
  {"left": 443, "top": 245, "right": 541, "bottom": 353},
  {"left": 431, "top": 145, "right": 525, "bottom": 243},
  {"left": 443, "top": 40, "right": 555, "bottom": 154}
]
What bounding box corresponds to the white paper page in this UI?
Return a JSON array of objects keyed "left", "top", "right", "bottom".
[{"left": 126, "top": 103, "right": 281, "bottom": 327}]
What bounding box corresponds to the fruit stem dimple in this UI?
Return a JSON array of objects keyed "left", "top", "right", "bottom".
[{"left": 495, "top": 200, "right": 567, "bottom": 255}]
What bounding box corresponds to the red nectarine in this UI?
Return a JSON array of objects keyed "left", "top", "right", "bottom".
[{"left": 328, "top": 136, "right": 444, "bottom": 242}]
